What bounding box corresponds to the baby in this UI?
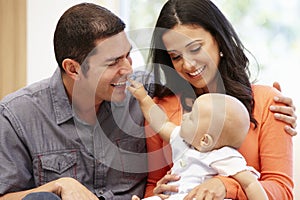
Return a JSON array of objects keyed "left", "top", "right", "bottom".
[{"left": 127, "top": 79, "right": 268, "bottom": 200}]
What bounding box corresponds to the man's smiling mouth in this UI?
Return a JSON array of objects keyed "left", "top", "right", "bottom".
[{"left": 111, "top": 81, "right": 127, "bottom": 87}]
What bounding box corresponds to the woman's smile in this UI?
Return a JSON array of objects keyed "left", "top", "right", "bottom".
[{"left": 187, "top": 65, "right": 206, "bottom": 78}]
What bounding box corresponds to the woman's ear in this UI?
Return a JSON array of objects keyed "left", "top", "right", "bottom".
[
  {"left": 62, "top": 59, "right": 81, "bottom": 80},
  {"left": 199, "top": 134, "right": 214, "bottom": 152}
]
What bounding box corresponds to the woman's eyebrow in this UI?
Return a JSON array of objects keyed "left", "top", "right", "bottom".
[
  {"left": 185, "top": 39, "right": 202, "bottom": 48},
  {"left": 166, "top": 39, "right": 202, "bottom": 52}
]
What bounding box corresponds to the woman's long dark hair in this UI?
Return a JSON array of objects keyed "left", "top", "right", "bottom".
[{"left": 147, "top": 0, "right": 257, "bottom": 126}]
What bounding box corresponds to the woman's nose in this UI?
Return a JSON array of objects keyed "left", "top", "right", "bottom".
[{"left": 182, "top": 57, "right": 196, "bottom": 71}]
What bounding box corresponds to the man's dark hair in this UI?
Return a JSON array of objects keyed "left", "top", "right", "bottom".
[{"left": 54, "top": 3, "right": 125, "bottom": 73}]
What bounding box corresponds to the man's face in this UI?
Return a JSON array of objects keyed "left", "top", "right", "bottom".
[{"left": 74, "top": 31, "right": 133, "bottom": 107}]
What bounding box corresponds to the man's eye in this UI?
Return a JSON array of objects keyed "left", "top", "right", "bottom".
[
  {"left": 126, "top": 51, "right": 131, "bottom": 58},
  {"left": 108, "top": 59, "right": 120, "bottom": 66}
]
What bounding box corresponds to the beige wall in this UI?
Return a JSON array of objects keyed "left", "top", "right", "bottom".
[{"left": 0, "top": 0, "right": 26, "bottom": 99}]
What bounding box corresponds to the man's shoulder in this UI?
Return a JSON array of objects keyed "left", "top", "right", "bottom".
[{"left": 0, "top": 78, "right": 51, "bottom": 109}]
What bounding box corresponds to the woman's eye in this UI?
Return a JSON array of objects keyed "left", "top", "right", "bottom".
[
  {"left": 170, "top": 53, "right": 181, "bottom": 61},
  {"left": 190, "top": 45, "right": 201, "bottom": 53},
  {"left": 171, "top": 56, "right": 180, "bottom": 61}
]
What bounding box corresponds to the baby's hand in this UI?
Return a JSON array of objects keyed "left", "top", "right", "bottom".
[{"left": 127, "top": 79, "right": 148, "bottom": 101}]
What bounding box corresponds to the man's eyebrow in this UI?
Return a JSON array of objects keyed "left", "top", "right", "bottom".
[{"left": 104, "top": 45, "right": 133, "bottom": 63}]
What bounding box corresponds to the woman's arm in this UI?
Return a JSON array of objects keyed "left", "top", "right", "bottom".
[
  {"left": 144, "top": 129, "right": 175, "bottom": 198},
  {"left": 218, "top": 85, "right": 294, "bottom": 199},
  {"left": 232, "top": 171, "right": 268, "bottom": 200}
]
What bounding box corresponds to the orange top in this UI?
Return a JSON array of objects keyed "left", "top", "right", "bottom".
[{"left": 144, "top": 85, "right": 294, "bottom": 199}]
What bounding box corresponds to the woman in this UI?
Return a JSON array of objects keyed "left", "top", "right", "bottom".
[{"left": 144, "top": 0, "right": 295, "bottom": 199}]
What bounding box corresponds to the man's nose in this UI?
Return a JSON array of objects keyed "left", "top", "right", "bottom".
[{"left": 120, "top": 57, "right": 133, "bottom": 75}]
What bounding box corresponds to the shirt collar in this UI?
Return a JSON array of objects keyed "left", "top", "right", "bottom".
[
  {"left": 50, "top": 68, "right": 73, "bottom": 124},
  {"left": 48, "top": 68, "right": 131, "bottom": 125}
]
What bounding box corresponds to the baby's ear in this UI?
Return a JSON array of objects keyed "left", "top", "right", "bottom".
[{"left": 199, "top": 134, "right": 214, "bottom": 152}]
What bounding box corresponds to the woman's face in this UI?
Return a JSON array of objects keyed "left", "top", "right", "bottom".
[{"left": 162, "top": 25, "right": 221, "bottom": 94}]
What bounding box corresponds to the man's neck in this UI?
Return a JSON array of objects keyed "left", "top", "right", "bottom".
[{"left": 62, "top": 73, "right": 102, "bottom": 125}]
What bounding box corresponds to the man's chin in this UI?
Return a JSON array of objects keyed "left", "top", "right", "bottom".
[{"left": 110, "top": 93, "right": 127, "bottom": 102}]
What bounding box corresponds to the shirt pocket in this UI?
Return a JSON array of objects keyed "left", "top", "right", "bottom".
[
  {"left": 36, "top": 150, "right": 78, "bottom": 185},
  {"left": 115, "top": 138, "right": 147, "bottom": 179}
]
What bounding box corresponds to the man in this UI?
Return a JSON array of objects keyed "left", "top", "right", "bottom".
[{"left": 0, "top": 3, "right": 148, "bottom": 200}]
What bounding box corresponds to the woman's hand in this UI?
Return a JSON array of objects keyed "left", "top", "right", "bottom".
[
  {"left": 183, "top": 178, "right": 226, "bottom": 200},
  {"left": 271, "top": 82, "right": 297, "bottom": 136},
  {"left": 153, "top": 171, "right": 180, "bottom": 199}
]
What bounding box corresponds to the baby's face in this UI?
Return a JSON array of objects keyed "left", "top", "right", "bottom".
[{"left": 180, "top": 102, "right": 204, "bottom": 149}]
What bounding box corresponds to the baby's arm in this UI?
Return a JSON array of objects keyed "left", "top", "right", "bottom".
[
  {"left": 232, "top": 170, "right": 268, "bottom": 200},
  {"left": 127, "top": 79, "right": 176, "bottom": 142}
]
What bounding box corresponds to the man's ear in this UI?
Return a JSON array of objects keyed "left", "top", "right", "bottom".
[
  {"left": 199, "top": 134, "right": 214, "bottom": 151},
  {"left": 62, "top": 59, "right": 81, "bottom": 80}
]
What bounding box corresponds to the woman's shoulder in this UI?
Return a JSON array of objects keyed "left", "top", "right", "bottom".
[
  {"left": 251, "top": 84, "right": 283, "bottom": 117},
  {"left": 251, "top": 84, "right": 282, "bottom": 100}
]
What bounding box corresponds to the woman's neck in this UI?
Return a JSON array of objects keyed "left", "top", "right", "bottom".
[{"left": 194, "top": 77, "right": 224, "bottom": 96}]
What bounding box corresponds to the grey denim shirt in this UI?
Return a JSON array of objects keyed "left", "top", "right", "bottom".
[{"left": 0, "top": 68, "right": 148, "bottom": 199}]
